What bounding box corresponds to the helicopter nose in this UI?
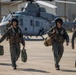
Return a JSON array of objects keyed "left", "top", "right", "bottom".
[{"left": 0, "top": 21, "right": 9, "bottom": 26}]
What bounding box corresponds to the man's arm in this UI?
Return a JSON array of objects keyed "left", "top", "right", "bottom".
[
  {"left": 64, "top": 29, "right": 69, "bottom": 46},
  {"left": 71, "top": 30, "right": 76, "bottom": 49},
  {"left": 19, "top": 31, "right": 25, "bottom": 48},
  {"left": 0, "top": 30, "right": 10, "bottom": 43},
  {"left": 18, "top": 27, "right": 25, "bottom": 47},
  {"left": 21, "top": 36, "right": 25, "bottom": 47}
]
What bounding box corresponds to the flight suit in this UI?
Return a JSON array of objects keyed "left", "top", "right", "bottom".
[
  {"left": 72, "top": 30, "right": 76, "bottom": 49},
  {"left": 48, "top": 26, "right": 69, "bottom": 69},
  {"left": 0, "top": 27, "right": 25, "bottom": 68}
]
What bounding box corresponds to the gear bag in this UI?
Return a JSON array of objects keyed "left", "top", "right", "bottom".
[
  {"left": 21, "top": 48, "right": 27, "bottom": 62},
  {"left": 0, "top": 45, "right": 4, "bottom": 55},
  {"left": 44, "top": 36, "right": 52, "bottom": 46}
]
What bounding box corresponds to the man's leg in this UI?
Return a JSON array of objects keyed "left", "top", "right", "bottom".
[
  {"left": 58, "top": 44, "right": 64, "bottom": 64},
  {"left": 10, "top": 44, "right": 17, "bottom": 69},
  {"left": 16, "top": 43, "right": 20, "bottom": 61},
  {"left": 52, "top": 42, "right": 60, "bottom": 70}
]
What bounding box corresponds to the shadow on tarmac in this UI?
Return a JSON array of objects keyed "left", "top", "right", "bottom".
[
  {"left": 61, "top": 69, "right": 76, "bottom": 72},
  {"left": 17, "top": 68, "right": 50, "bottom": 73},
  {"left": 0, "top": 63, "right": 12, "bottom": 66}
]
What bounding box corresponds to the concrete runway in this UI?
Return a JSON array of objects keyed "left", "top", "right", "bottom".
[{"left": 0, "top": 33, "right": 76, "bottom": 75}]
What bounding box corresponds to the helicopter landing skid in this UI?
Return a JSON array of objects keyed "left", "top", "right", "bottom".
[
  {"left": 24, "top": 35, "right": 45, "bottom": 41},
  {"left": 41, "top": 36, "right": 45, "bottom": 40}
]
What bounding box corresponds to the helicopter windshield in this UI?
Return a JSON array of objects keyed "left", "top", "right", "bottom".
[
  {"left": 5, "top": 14, "right": 12, "bottom": 21},
  {"left": 1, "top": 15, "right": 7, "bottom": 22},
  {"left": 1, "top": 14, "right": 22, "bottom": 23}
]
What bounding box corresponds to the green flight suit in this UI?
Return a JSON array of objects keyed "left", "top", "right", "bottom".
[
  {"left": 48, "top": 26, "right": 69, "bottom": 68},
  {"left": 0, "top": 27, "right": 25, "bottom": 68}
]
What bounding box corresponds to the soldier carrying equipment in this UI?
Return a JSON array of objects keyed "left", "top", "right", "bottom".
[
  {"left": 48, "top": 18, "right": 69, "bottom": 70},
  {"left": 0, "top": 18, "right": 25, "bottom": 70}
]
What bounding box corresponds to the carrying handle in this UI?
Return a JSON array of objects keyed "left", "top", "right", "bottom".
[{"left": 22, "top": 47, "right": 26, "bottom": 51}]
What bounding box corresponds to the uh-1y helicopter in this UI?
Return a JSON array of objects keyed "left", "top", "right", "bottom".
[{"left": 0, "top": 0, "right": 58, "bottom": 39}]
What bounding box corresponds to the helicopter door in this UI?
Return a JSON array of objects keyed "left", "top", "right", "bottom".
[
  {"left": 26, "top": 16, "right": 34, "bottom": 35},
  {"left": 29, "top": 19, "right": 34, "bottom": 34},
  {"left": 34, "top": 20, "right": 40, "bottom": 35}
]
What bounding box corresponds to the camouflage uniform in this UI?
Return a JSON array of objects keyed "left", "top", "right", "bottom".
[
  {"left": 0, "top": 27, "right": 25, "bottom": 68},
  {"left": 48, "top": 26, "right": 69, "bottom": 69}
]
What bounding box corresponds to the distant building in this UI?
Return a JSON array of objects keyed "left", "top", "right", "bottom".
[
  {"left": 56, "top": 0, "right": 76, "bottom": 21},
  {"left": 1, "top": 0, "right": 18, "bottom": 19}
]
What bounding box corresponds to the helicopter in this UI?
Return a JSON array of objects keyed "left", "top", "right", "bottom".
[
  {"left": 0, "top": 0, "right": 58, "bottom": 39},
  {"left": 0, "top": 0, "right": 76, "bottom": 39}
]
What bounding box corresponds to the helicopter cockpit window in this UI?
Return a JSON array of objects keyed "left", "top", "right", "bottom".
[
  {"left": 19, "top": 18, "right": 23, "bottom": 26},
  {"left": 5, "top": 14, "right": 12, "bottom": 21},
  {"left": 36, "top": 21, "right": 40, "bottom": 27}
]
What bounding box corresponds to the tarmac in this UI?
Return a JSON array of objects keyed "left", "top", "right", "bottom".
[{"left": 0, "top": 33, "right": 76, "bottom": 75}]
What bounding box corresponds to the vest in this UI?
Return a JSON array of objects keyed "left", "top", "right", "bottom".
[
  {"left": 55, "top": 28, "right": 65, "bottom": 44},
  {"left": 9, "top": 27, "right": 21, "bottom": 44}
]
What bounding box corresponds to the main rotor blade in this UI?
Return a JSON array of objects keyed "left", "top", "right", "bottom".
[
  {"left": 9, "top": 1, "right": 24, "bottom": 6},
  {"left": 55, "top": 0, "right": 76, "bottom": 4},
  {"left": 36, "top": 1, "right": 57, "bottom": 8}
]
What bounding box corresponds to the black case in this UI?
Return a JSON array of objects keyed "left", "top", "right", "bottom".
[{"left": 0, "top": 45, "right": 4, "bottom": 55}]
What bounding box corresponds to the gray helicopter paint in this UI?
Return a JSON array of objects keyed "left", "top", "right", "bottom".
[{"left": 17, "top": 15, "right": 50, "bottom": 36}]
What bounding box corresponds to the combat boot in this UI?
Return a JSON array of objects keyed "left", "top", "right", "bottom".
[
  {"left": 55, "top": 64, "right": 60, "bottom": 70},
  {"left": 13, "top": 65, "right": 17, "bottom": 70}
]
